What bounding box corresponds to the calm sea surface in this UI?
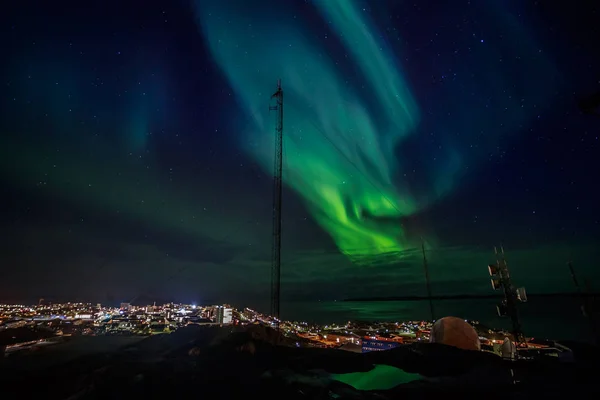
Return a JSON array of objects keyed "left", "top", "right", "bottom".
[{"left": 278, "top": 297, "right": 594, "bottom": 343}]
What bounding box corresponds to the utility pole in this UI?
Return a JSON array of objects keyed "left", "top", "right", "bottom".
[
  {"left": 421, "top": 238, "right": 435, "bottom": 321},
  {"left": 269, "top": 80, "right": 284, "bottom": 328},
  {"left": 488, "top": 246, "right": 527, "bottom": 346}
]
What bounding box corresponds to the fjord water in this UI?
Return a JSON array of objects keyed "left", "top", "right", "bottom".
[{"left": 280, "top": 297, "right": 594, "bottom": 343}]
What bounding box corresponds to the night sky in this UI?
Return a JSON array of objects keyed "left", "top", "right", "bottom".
[{"left": 1, "top": 1, "right": 599, "bottom": 311}]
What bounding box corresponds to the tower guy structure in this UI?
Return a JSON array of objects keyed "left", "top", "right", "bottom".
[
  {"left": 269, "top": 80, "right": 284, "bottom": 325},
  {"left": 488, "top": 246, "right": 527, "bottom": 345}
]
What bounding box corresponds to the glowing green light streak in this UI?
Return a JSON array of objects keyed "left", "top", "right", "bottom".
[
  {"left": 195, "top": 0, "right": 420, "bottom": 259},
  {"left": 313, "top": 0, "right": 418, "bottom": 133}
]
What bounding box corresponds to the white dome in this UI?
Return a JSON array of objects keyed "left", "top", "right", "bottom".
[{"left": 430, "top": 316, "right": 481, "bottom": 351}]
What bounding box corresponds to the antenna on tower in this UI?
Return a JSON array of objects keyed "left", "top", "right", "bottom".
[
  {"left": 269, "top": 80, "right": 284, "bottom": 329},
  {"left": 568, "top": 260, "right": 599, "bottom": 344},
  {"left": 488, "top": 246, "right": 527, "bottom": 346}
]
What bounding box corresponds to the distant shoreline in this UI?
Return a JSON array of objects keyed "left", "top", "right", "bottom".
[{"left": 343, "top": 292, "right": 599, "bottom": 302}]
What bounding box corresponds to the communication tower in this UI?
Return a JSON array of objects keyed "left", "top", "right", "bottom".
[
  {"left": 269, "top": 80, "right": 284, "bottom": 327},
  {"left": 421, "top": 238, "right": 435, "bottom": 321},
  {"left": 568, "top": 261, "right": 599, "bottom": 344},
  {"left": 487, "top": 246, "right": 527, "bottom": 345}
]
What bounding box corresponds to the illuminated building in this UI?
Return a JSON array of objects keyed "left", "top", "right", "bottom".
[
  {"left": 222, "top": 308, "right": 232, "bottom": 324},
  {"left": 361, "top": 336, "right": 403, "bottom": 353},
  {"left": 214, "top": 306, "right": 233, "bottom": 324}
]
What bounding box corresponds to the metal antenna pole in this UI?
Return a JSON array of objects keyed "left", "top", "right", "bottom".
[
  {"left": 495, "top": 246, "right": 526, "bottom": 345},
  {"left": 568, "top": 261, "right": 599, "bottom": 344},
  {"left": 421, "top": 237, "right": 435, "bottom": 321},
  {"left": 269, "top": 80, "right": 283, "bottom": 328}
]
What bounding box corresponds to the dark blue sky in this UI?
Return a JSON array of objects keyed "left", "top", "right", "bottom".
[{"left": 0, "top": 0, "right": 599, "bottom": 310}]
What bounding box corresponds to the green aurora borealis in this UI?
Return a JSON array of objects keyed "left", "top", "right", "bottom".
[
  {"left": 194, "top": 0, "right": 555, "bottom": 261},
  {"left": 196, "top": 0, "right": 421, "bottom": 259}
]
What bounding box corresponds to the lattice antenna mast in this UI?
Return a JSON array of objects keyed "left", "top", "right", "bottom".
[
  {"left": 269, "top": 80, "right": 283, "bottom": 326},
  {"left": 421, "top": 237, "right": 435, "bottom": 321},
  {"left": 568, "top": 260, "right": 599, "bottom": 344},
  {"left": 489, "top": 246, "right": 527, "bottom": 345}
]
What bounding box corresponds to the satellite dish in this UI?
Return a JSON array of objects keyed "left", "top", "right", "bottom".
[{"left": 516, "top": 287, "right": 527, "bottom": 302}]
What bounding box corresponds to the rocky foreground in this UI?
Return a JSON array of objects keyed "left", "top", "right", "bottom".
[{"left": 1, "top": 324, "right": 599, "bottom": 399}]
